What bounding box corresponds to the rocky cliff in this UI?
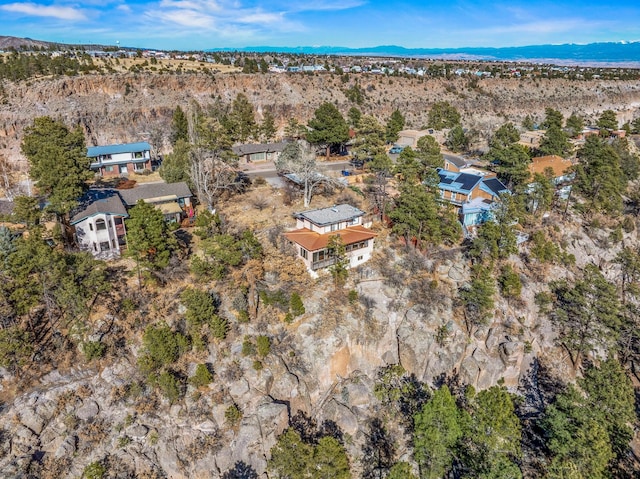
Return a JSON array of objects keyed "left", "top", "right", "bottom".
[{"left": 2, "top": 72, "right": 640, "bottom": 166}]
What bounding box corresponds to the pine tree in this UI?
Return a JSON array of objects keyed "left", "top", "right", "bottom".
[
  {"left": 170, "top": 105, "right": 189, "bottom": 145},
  {"left": 414, "top": 385, "right": 466, "bottom": 479},
  {"left": 125, "top": 200, "right": 176, "bottom": 271},
  {"left": 21, "top": 116, "right": 91, "bottom": 239},
  {"left": 307, "top": 102, "right": 350, "bottom": 159},
  {"left": 385, "top": 109, "right": 405, "bottom": 143}
]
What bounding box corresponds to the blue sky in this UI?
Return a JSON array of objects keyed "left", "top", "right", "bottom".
[{"left": 1, "top": 0, "right": 640, "bottom": 51}]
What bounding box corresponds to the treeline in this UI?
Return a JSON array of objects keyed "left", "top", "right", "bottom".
[{"left": 0, "top": 52, "right": 100, "bottom": 81}]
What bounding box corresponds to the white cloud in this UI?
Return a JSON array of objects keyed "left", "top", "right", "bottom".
[
  {"left": 0, "top": 2, "right": 87, "bottom": 21},
  {"left": 152, "top": 9, "right": 215, "bottom": 28}
]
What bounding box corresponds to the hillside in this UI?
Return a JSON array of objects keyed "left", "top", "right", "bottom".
[
  {"left": 1, "top": 70, "right": 640, "bottom": 168},
  {"left": 1, "top": 66, "right": 640, "bottom": 478}
]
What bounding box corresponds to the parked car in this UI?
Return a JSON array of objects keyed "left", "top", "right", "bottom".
[{"left": 389, "top": 146, "right": 404, "bottom": 154}]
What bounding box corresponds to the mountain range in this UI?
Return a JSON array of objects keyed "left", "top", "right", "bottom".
[
  {"left": 210, "top": 41, "right": 640, "bottom": 66},
  {"left": 2, "top": 35, "right": 639, "bottom": 66}
]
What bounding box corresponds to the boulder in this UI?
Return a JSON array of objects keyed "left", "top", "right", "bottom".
[
  {"left": 20, "top": 407, "right": 45, "bottom": 435},
  {"left": 321, "top": 399, "right": 359, "bottom": 436},
  {"left": 76, "top": 400, "right": 100, "bottom": 422}
]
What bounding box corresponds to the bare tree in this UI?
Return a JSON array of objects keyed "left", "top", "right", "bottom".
[
  {"left": 275, "top": 140, "right": 342, "bottom": 207},
  {"left": 187, "top": 106, "right": 239, "bottom": 211}
]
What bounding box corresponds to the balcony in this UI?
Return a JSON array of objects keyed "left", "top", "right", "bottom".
[{"left": 311, "top": 257, "right": 337, "bottom": 271}]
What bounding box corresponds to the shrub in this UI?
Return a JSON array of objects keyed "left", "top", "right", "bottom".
[
  {"left": 83, "top": 461, "right": 107, "bottom": 479},
  {"left": 284, "top": 313, "right": 294, "bottom": 324},
  {"left": 157, "top": 371, "right": 182, "bottom": 403},
  {"left": 242, "top": 336, "right": 255, "bottom": 356},
  {"left": 189, "top": 364, "right": 213, "bottom": 388},
  {"left": 256, "top": 335, "right": 271, "bottom": 358},
  {"left": 348, "top": 290, "right": 358, "bottom": 304},
  {"left": 83, "top": 341, "right": 106, "bottom": 361},
  {"left": 498, "top": 264, "right": 522, "bottom": 299},
  {"left": 210, "top": 314, "right": 229, "bottom": 340},
  {"left": 138, "top": 324, "right": 188, "bottom": 374},
  {"left": 253, "top": 360, "right": 264, "bottom": 371},
  {"left": 181, "top": 288, "right": 217, "bottom": 328},
  {"left": 225, "top": 404, "right": 243, "bottom": 426},
  {"left": 289, "top": 292, "right": 305, "bottom": 317}
]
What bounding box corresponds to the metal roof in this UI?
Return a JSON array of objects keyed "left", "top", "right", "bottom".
[
  {"left": 294, "top": 204, "right": 364, "bottom": 226},
  {"left": 87, "top": 142, "right": 151, "bottom": 157}
]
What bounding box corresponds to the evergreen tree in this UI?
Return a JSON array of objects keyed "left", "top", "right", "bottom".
[
  {"left": 226, "top": 93, "right": 257, "bottom": 142},
  {"left": 307, "top": 102, "right": 350, "bottom": 159},
  {"left": 543, "top": 359, "right": 635, "bottom": 477},
  {"left": 574, "top": 135, "right": 625, "bottom": 214},
  {"left": 385, "top": 109, "right": 405, "bottom": 143},
  {"left": 446, "top": 124, "right": 469, "bottom": 153},
  {"left": 414, "top": 385, "right": 466, "bottom": 479},
  {"left": 527, "top": 172, "right": 554, "bottom": 216},
  {"left": 21, "top": 116, "right": 91, "bottom": 235},
  {"left": 125, "top": 200, "right": 176, "bottom": 271},
  {"left": 387, "top": 462, "right": 418, "bottom": 479},
  {"left": 565, "top": 113, "right": 584, "bottom": 138},
  {"left": 489, "top": 122, "right": 520, "bottom": 150},
  {"left": 158, "top": 139, "right": 191, "bottom": 185},
  {"left": 549, "top": 264, "right": 621, "bottom": 367},
  {"left": 415, "top": 135, "right": 444, "bottom": 170},
  {"left": 540, "top": 108, "right": 563, "bottom": 130},
  {"left": 170, "top": 105, "right": 189, "bottom": 145},
  {"left": 521, "top": 115, "right": 535, "bottom": 130},
  {"left": 260, "top": 110, "right": 277, "bottom": 141},
  {"left": 538, "top": 125, "right": 571, "bottom": 157},
  {"left": 460, "top": 386, "right": 522, "bottom": 478},
  {"left": 389, "top": 183, "right": 461, "bottom": 249},
  {"left": 427, "top": 101, "right": 461, "bottom": 129},
  {"left": 494, "top": 144, "right": 531, "bottom": 189},
  {"left": 597, "top": 109, "right": 618, "bottom": 131},
  {"left": 353, "top": 115, "right": 386, "bottom": 160},
  {"left": 347, "top": 107, "right": 362, "bottom": 129}
]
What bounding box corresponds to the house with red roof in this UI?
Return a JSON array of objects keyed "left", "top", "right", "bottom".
[{"left": 284, "top": 204, "right": 376, "bottom": 275}]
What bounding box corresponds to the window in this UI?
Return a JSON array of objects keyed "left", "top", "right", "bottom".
[
  {"left": 134, "top": 163, "right": 145, "bottom": 171},
  {"left": 105, "top": 165, "right": 114, "bottom": 172},
  {"left": 300, "top": 248, "right": 308, "bottom": 259},
  {"left": 93, "top": 242, "right": 97, "bottom": 252},
  {"left": 96, "top": 219, "right": 107, "bottom": 231},
  {"left": 452, "top": 192, "right": 457, "bottom": 201},
  {"left": 89, "top": 223, "right": 93, "bottom": 231},
  {"left": 330, "top": 223, "right": 338, "bottom": 232},
  {"left": 350, "top": 218, "right": 359, "bottom": 225},
  {"left": 358, "top": 255, "right": 363, "bottom": 261},
  {"left": 249, "top": 152, "right": 266, "bottom": 162},
  {"left": 111, "top": 239, "right": 116, "bottom": 248},
  {"left": 133, "top": 151, "right": 144, "bottom": 159},
  {"left": 100, "top": 241, "right": 110, "bottom": 252}
]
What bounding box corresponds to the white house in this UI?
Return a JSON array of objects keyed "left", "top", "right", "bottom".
[
  {"left": 284, "top": 204, "right": 376, "bottom": 276},
  {"left": 70, "top": 190, "right": 129, "bottom": 259},
  {"left": 87, "top": 142, "right": 152, "bottom": 177},
  {"left": 70, "top": 181, "right": 194, "bottom": 259}
]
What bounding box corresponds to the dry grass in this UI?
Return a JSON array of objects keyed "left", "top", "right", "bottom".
[{"left": 101, "top": 57, "right": 241, "bottom": 74}]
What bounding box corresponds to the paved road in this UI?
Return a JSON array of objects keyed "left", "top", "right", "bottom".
[
  {"left": 244, "top": 159, "right": 352, "bottom": 179},
  {"left": 244, "top": 151, "right": 469, "bottom": 183}
]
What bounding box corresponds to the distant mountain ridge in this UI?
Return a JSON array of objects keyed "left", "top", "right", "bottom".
[
  {"left": 2, "top": 35, "right": 639, "bottom": 66},
  {"left": 209, "top": 42, "right": 640, "bottom": 65}
]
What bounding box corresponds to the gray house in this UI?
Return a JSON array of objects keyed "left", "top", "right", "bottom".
[{"left": 232, "top": 142, "right": 288, "bottom": 164}]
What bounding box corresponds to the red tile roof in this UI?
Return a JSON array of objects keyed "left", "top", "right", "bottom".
[{"left": 284, "top": 225, "right": 377, "bottom": 251}]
